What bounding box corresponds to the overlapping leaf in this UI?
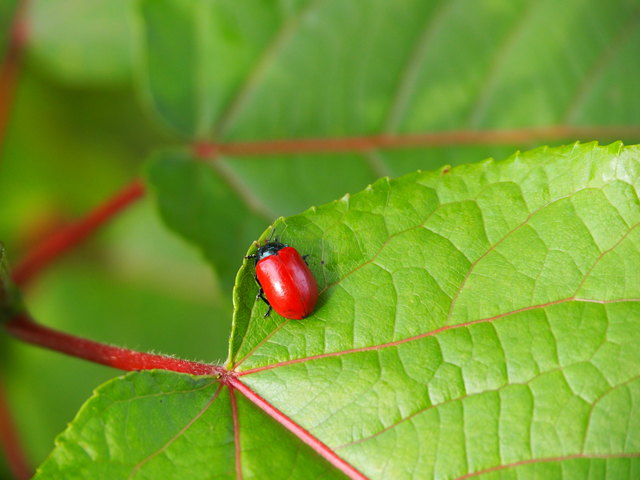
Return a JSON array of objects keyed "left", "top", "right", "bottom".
[
  {"left": 138, "top": 0, "right": 640, "bottom": 286},
  {"left": 36, "top": 143, "right": 640, "bottom": 478},
  {"left": 138, "top": 0, "right": 640, "bottom": 138}
]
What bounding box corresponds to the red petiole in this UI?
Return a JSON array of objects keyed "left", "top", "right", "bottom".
[
  {"left": 4, "top": 314, "right": 224, "bottom": 376},
  {"left": 11, "top": 180, "right": 145, "bottom": 287}
]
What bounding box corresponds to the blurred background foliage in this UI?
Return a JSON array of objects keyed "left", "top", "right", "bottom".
[{"left": 0, "top": 0, "right": 639, "bottom": 475}]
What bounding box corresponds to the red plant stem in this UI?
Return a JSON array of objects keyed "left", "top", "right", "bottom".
[
  {"left": 227, "top": 376, "right": 368, "bottom": 480},
  {"left": 194, "top": 125, "right": 640, "bottom": 157},
  {"left": 0, "top": 0, "right": 27, "bottom": 153},
  {"left": 11, "top": 179, "right": 145, "bottom": 286},
  {"left": 0, "top": 375, "right": 30, "bottom": 480},
  {"left": 228, "top": 386, "right": 243, "bottom": 480},
  {"left": 4, "top": 314, "right": 223, "bottom": 376}
]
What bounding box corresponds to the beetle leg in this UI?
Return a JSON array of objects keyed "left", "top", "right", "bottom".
[
  {"left": 302, "top": 254, "right": 310, "bottom": 265},
  {"left": 255, "top": 285, "right": 270, "bottom": 307},
  {"left": 256, "top": 289, "right": 269, "bottom": 305},
  {"left": 255, "top": 289, "right": 272, "bottom": 317}
]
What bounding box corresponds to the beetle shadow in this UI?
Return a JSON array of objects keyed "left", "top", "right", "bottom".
[{"left": 305, "top": 244, "right": 338, "bottom": 319}]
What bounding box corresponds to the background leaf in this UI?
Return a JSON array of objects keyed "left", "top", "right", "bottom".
[
  {"left": 146, "top": 149, "right": 384, "bottom": 284},
  {"left": 138, "top": 0, "right": 640, "bottom": 138},
  {"left": 145, "top": 150, "right": 269, "bottom": 285},
  {"left": 35, "top": 143, "right": 640, "bottom": 478},
  {"left": 27, "top": 0, "right": 134, "bottom": 86}
]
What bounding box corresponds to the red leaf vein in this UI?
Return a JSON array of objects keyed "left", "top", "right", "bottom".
[
  {"left": 128, "top": 383, "right": 223, "bottom": 478},
  {"left": 238, "top": 297, "right": 639, "bottom": 376},
  {"left": 454, "top": 452, "right": 640, "bottom": 480},
  {"left": 229, "top": 386, "right": 243, "bottom": 480},
  {"left": 11, "top": 179, "right": 145, "bottom": 287},
  {"left": 227, "top": 376, "right": 369, "bottom": 480}
]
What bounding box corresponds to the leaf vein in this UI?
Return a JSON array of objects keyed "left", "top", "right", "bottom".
[
  {"left": 447, "top": 187, "right": 598, "bottom": 325},
  {"left": 562, "top": 9, "right": 640, "bottom": 124},
  {"left": 580, "top": 374, "right": 640, "bottom": 453},
  {"left": 238, "top": 298, "right": 639, "bottom": 376},
  {"left": 466, "top": 2, "right": 539, "bottom": 127},
  {"left": 128, "top": 383, "right": 223, "bottom": 478},
  {"left": 382, "top": 0, "right": 454, "bottom": 134},
  {"left": 213, "top": 0, "right": 322, "bottom": 138},
  {"left": 336, "top": 355, "right": 597, "bottom": 449},
  {"left": 454, "top": 452, "right": 640, "bottom": 480}
]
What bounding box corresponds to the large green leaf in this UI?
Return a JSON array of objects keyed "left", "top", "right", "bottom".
[
  {"left": 35, "top": 143, "right": 640, "bottom": 478},
  {"left": 138, "top": 0, "right": 640, "bottom": 138},
  {"left": 145, "top": 150, "right": 269, "bottom": 285}
]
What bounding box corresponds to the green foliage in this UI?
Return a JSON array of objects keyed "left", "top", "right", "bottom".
[
  {"left": 35, "top": 143, "right": 640, "bottom": 478},
  {"left": 137, "top": 0, "right": 640, "bottom": 139},
  {"left": 34, "top": 370, "right": 346, "bottom": 479},
  {"left": 4, "top": 201, "right": 232, "bottom": 464},
  {"left": 3, "top": 0, "right": 640, "bottom": 475},
  {"left": 28, "top": 0, "right": 134, "bottom": 86}
]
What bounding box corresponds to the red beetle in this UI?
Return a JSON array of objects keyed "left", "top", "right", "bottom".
[{"left": 248, "top": 241, "right": 318, "bottom": 319}]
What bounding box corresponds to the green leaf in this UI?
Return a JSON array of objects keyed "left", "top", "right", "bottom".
[
  {"left": 137, "top": 0, "right": 640, "bottom": 138},
  {"left": 36, "top": 143, "right": 640, "bottom": 478},
  {"left": 34, "top": 370, "right": 344, "bottom": 479}
]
